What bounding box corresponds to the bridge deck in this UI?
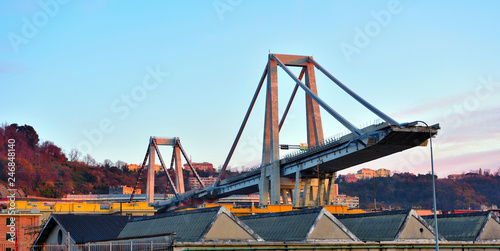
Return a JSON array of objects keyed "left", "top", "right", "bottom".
[{"left": 156, "top": 123, "right": 438, "bottom": 209}]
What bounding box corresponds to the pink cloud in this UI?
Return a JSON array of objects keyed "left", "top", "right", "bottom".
[
  {"left": 435, "top": 149, "right": 500, "bottom": 175},
  {"left": 390, "top": 93, "right": 469, "bottom": 118},
  {"left": 431, "top": 105, "right": 500, "bottom": 144},
  {"left": 405, "top": 149, "right": 500, "bottom": 177}
]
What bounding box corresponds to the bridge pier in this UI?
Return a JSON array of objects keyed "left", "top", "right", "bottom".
[
  {"left": 325, "top": 172, "right": 336, "bottom": 205},
  {"left": 257, "top": 54, "right": 352, "bottom": 207},
  {"left": 260, "top": 56, "right": 281, "bottom": 206},
  {"left": 174, "top": 145, "right": 185, "bottom": 194},
  {"left": 259, "top": 170, "right": 270, "bottom": 205},
  {"left": 287, "top": 171, "right": 337, "bottom": 207},
  {"left": 293, "top": 171, "right": 301, "bottom": 207},
  {"left": 146, "top": 142, "right": 155, "bottom": 204}
]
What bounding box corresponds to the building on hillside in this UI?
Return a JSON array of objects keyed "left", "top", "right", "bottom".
[
  {"left": 126, "top": 164, "right": 162, "bottom": 172},
  {"left": 109, "top": 185, "right": 140, "bottom": 195},
  {"left": 184, "top": 162, "right": 214, "bottom": 172},
  {"left": 0, "top": 212, "right": 42, "bottom": 250},
  {"left": 344, "top": 174, "right": 357, "bottom": 183},
  {"left": 349, "top": 168, "right": 392, "bottom": 181},
  {"left": 331, "top": 194, "right": 359, "bottom": 209},
  {"left": 448, "top": 174, "right": 464, "bottom": 180},
  {"left": 357, "top": 168, "right": 376, "bottom": 179},
  {"left": 189, "top": 175, "right": 218, "bottom": 190},
  {"left": 184, "top": 162, "right": 215, "bottom": 172},
  {"left": 376, "top": 168, "right": 391, "bottom": 177}
]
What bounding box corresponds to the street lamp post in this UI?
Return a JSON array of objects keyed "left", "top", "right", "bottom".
[{"left": 416, "top": 121, "right": 439, "bottom": 251}]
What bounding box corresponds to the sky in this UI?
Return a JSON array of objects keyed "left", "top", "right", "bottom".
[{"left": 1, "top": 1, "right": 499, "bottom": 178}]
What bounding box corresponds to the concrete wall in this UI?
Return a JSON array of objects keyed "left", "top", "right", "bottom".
[
  {"left": 203, "top": 213, "right": 255, "bottom": 241},
  {"left": 478, "top": 217, "right": 500, "bottom": 241},
  {"left": 45, "top": 225, "right": 74, "bottom": 245},
  {"left": 308, "top": 216, "right": 352, "bottom": 240},
  {"left": 398, "top": 215, "right": 435, "bottom": 240}
]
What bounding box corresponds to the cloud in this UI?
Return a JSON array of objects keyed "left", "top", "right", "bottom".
[
  {"left": 434, "top": 149, "right": 500, "bottom": 176},
  {"left": 391, "top": 93, "right": 468, "bottom": 118}
]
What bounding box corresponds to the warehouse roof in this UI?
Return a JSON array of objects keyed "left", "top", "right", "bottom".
[
  {"left": 33, "top": 214, "right": 130, "bottom": 245},
  {"left": 423, "top": 211, "right": 500, "bottom": 242},
  {"left": 239, "top": 207, "right": 358, "bottom": 242},
  {"left": 337, "top": 209, "right": 439, "bottom": 242},
  {"left": 118, "top": 206, "right": 262, "bottom": 242}
]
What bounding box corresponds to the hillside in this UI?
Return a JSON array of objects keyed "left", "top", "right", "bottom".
[
  {"left": 0, "top": 123, "right": 239, "bottom": 198},
  {"left": 337, "top": 172, "right": 500, "bottom": 210}
]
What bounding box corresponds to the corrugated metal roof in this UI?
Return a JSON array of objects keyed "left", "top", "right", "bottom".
[
  {"left": 239, "top": 208, "right": 322, "bottom": 241},
  {"left": 336, "top": 210, "right": 410, "bottom": 242},
  {"left": 118, "top": 207, "right": 220, "bottom": 242},
  {"left": 53, "top": 214, "right": 130, "bottom": 243},
  {"left": 423, "top": 211, "right": 491, "bottom": 241}
]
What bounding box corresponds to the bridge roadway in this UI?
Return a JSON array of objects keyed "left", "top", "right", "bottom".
[{"left": 155, "top": 121, "right": 439, "bottom": 208}]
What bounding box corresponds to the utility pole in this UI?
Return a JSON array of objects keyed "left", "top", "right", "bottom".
[{"left": 373, "top": 178, "right": 377, "bottom": 211}]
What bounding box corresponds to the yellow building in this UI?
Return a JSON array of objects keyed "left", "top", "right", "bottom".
[
  {"left": 127, "top": 164, "right": 163, "bottom": 172},
  {"left": 13, "top": 201, "right": 156, "bottom": 224},
  {"left": 357, "top": 168, "right": 376, "bottom": 179},
  {"left": 109, "top": 185, "right": 141, "bottom": 194},
  {"left": 376, "top": 168, "right": 391, "bottom": 177}
]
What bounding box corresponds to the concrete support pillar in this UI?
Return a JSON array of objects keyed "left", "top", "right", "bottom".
[
  {"left": 305, "top": 62, "right": 324, "bottom": 148},
  {"left": 311, "top": 178, "right": 318, "bottom": 206},
  {"left": 269, "top": 162, "right": 281, "bottom": 204},
  {"left": 303, "top": 177, "right": 312, "bottom": 207},
  {"left": 293, "top": 171, "right": 301, "bottom": 207},
  {"left": 325, "top": 173, "right": 336, "bottom": 205},
  {"left": 146, "top": 142, "right": 155, "bottom": 204},
  {"left": 318, "top": 178, "right": 326, "bottom": 207},
  {"left": 260, "top": 57, "right": 280, "bottom": 205},
  {"left": 259, "top": 171, "right": 270, "bottom": 206},
  {"left": 174, "top": 145, "right": 185, "bottom": 194},
  {"left": 280, "top": 189, "right": 288, "bottom": 204}
]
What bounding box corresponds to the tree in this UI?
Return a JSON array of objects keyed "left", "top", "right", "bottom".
[
  {"left": 115, "top": 160, "right": 127, "bottom": 170},
  {"left": 68, "top": 148, "right": 81, "bottom": 162},
  {"left": 83, "top": 154, "right": 96, "bottom": 166},
  {"left": 103, "top": 159, "right": 113, "bottom": 168},
  {"left": 11, "top": 124, "right": 39, "bottom": 148},
  {"left": 39, "top": 141, "right": 66, "bottom": 163}
]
